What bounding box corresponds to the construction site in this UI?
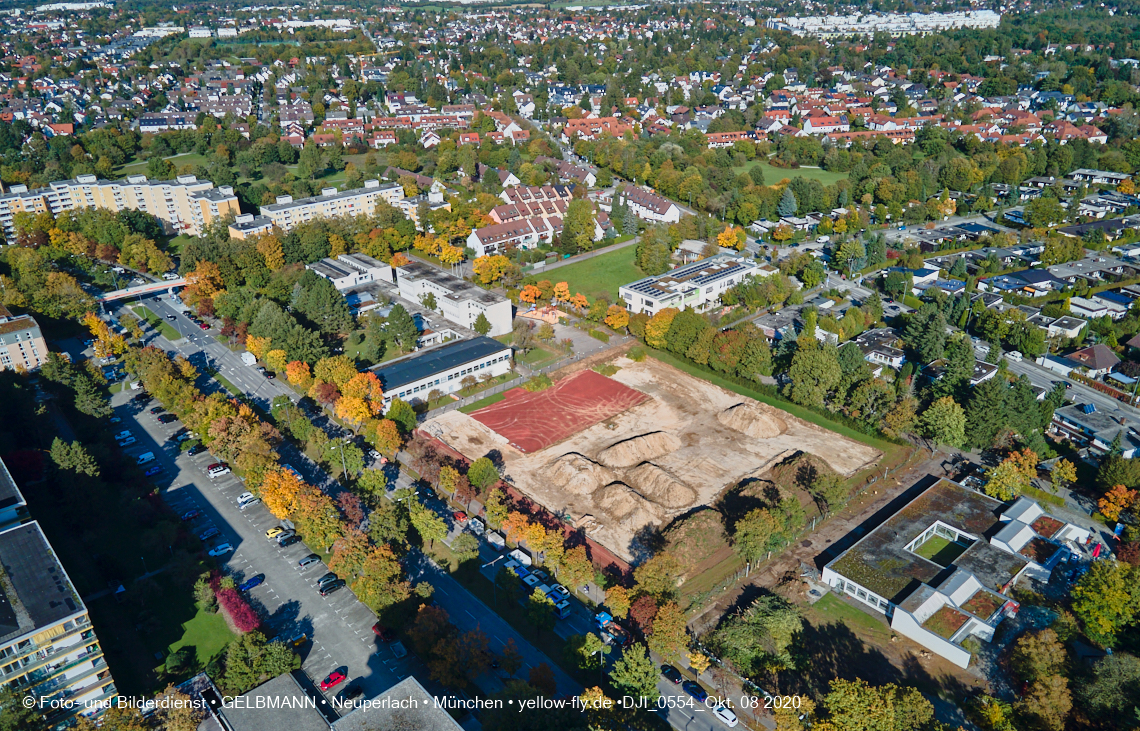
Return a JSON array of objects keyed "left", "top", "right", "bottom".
[{"left": 423, "top": 355, "right": 883, "bottom": 561}]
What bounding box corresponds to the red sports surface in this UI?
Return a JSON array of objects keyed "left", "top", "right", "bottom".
[{"left": 470, "top": 370, "right": 648, "bottom": 453}]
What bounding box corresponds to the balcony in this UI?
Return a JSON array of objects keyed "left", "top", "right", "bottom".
[
  {"left": 24, "top": 649, "right": 104, "bottom": 693},
  {"left": 0, "top": 618, "right": 91, "bottom": 670}
]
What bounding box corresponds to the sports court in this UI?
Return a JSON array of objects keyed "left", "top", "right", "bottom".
[{"left": 470, "top": 369, "right": 648, "bottom": 452}]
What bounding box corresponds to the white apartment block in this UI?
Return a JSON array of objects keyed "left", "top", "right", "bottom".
[
  {"left": 257, "top": 180, "right": 405, "bottom": 233},
  {"left": 767, "top": 10, "right": 1000, "bottom": 38},
  {"left": 619, "top": 255, "right": 760, "bottom": 315},
  {"left": 0, "top": 520, "right": 116, "bottom": 726},
  {"left": 395, "top": 261, "right": 513, "bottom": 337},
  {"left": 0, "top": 307, "right": 48, "bottom": 373},
  {"left": 0, "top": 174, "right": 240, "bottom": 240},
  {"left": 617, "top": 185, "right": 682, "bottom": 224}
]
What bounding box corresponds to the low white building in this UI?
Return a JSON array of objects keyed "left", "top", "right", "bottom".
[
  {"left": 306, "top": 253, "right": 393, "bottom": 290},
  {"left": 619, "top": 254, "right": 760, "bottom": 315},
  {"left": 822, "top": 478, "right": 1085, "bottom": 669},
  {"left": 617, "top": 185, "right": 682, "bottom": 223},
  {"left": 395, "top": 261, "right": 513, "bottom": 337},
  {"left": 371, "top": 336, "right": 512, "bottom": 409},
  {"left": 188, "top": 26, "right": 212, "bottom": 38}
]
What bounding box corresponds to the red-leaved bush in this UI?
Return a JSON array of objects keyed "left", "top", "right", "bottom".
[{"left": 216, "top": 588, "right": 260, "bottom": 632}]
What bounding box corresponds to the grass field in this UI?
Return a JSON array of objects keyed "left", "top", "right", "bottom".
[
  {"left": 805, "top": 592, "right": 892, "bottom": 644},
  {"left": 117, "top": 152, "right": 214, "bottom": 177},
  {"left": 167, "top": 605, "right": 236, "bottom": 671},
  {"left": 518, "top": 344, "right": 561, "bottom": 368},
  {"left": 913, "top": 535, "right": 970, "bottom": 566},
  {"left": 542, "top": 245, "right": 643, "bottom": 302},
  {"left": 459, "top": 391, "right": 507, "bottom": 413},
  {"left": 734, "top": 159, "right": 849, "bottom": 187},
  {"left": 132, "top": 306, "right": 183, "bottom": 342}
]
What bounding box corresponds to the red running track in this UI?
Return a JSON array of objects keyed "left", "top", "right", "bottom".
[{"left": 470, "top": 370, "right": 647, "bottom": 453}]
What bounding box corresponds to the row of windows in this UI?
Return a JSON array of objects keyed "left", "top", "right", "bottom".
[{"left": 389, "top": 354, "right": 510, "bottom": 401}]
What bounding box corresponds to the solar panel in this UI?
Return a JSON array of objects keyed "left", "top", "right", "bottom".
[{"left": 1083, "top": 403, "right": 1096, "bottom": 414}]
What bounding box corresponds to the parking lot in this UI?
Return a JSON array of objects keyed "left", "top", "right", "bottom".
[{"left": 109, "top": 389, "right": 418, "bottom": 714}]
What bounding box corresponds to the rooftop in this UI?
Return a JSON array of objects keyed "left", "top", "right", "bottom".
[
  {"left": 370, "top": 336, "right": 509, "bottom": 392},
  {"left": 396, "top": 261, "right": 506, "bottom": 306},
  {"left": 333, "top": 676, "right": 462, "bottom": 731},
  {"left": 218, "top": 672, "right": 329, "bottom": 731},
  {"left": 0, "top": 521, "right": 86, "bottom": 647},
  {"left": 0, "top": 455, "right": 24, "bottom": 518},
  {"left": 621, "top": 255, "right": 757, "bottom": 300},
  {"left": 828, "top": 479, "right": 1028, "bottom": 602}
]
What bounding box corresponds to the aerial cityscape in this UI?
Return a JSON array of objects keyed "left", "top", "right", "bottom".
[{"left": 0, "top": 1, "right": 1138, "bottom": 730}]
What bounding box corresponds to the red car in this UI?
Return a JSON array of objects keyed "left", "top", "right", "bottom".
[
  {"left": 371, "top": 622, "right": 395, "bottom": 641},
  {"left": 320, "top": 671, "right": 346, "bottom": 691},
  {"left": 198, "top": 322, "right": 209, "bottom": 330},
  {"left": 453, "top": 511, "right": 467, "bottom": 524}
]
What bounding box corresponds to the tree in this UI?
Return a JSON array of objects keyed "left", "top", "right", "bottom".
[
  {"left": 709, "top": 594, "right": 802, "bottom": 677},
  {"left": 733, "top": 508, "right": 785, "bottom": 562},
  {"left": 0, "top": 683, "right": 39, "bottom": 731},
  {"left": 559, "top": 545, "right": 594, "bottom": 591},
  {"left": 904, "top": 304, "right": 947, "bottom": 364},
  {"left": 387, "top": 397, "right": 417, "bottom": 433},
  {"left": 605, "top": 585, "right": 632, "bottom": 618},
  {"left": 921, "top": 396, "right": 966, "bottom": 448},
  {"left": 409, "top": 499, "right": 448, "bottom": 549},
  {"left": 966, "top": 377, "right": 1009, "bottom": 449},
  {"left": 1070, "top": 560, "right": 1140, "bottom": 648},
  {"left": 1015, "top": 674, "right": 1072, "bottom": 731},
  {"left": 777, "top": 187, "right": 798, "bottom": 217},
  {"left": 633, "top": 552, "right": 681, "bottom": 601},
  {"left": 809, "top": 472, "right": 849, "bottom": 516},
  {"left": 528, "top": 663, "right": 558, "bottom": 696},
  {"left": 484, "top": 488, "right": 509, "bottom": 529},
  {"left": 1079, "top": 653, "right": 1140, "bottom": 721},
  {"left": 821, "top": 678, "right": 933, "bottom": 731},
  {"left": 786, "top": 340, "right": 841, "bottom": 408},
  {"left": 468, "top": 456, "right": 500, "bottom": 491},
  {"left": 629, "top": 595, "right": 659, "bottom": 635},
  {"left": 473, "top": 255, "right": 511, "bottom": 285},
  {"left": 220, "top": 632, "right": 301, "bottom": 695},
  {"left": 648, "top": 601, "right": 688, "bottom": 660},
  {"left": 1011, "top": 629, "right": 1066, "bottom": 683},
  {"left": 1051, "top": 459, "right": 1077, "bottom": 492},
  {"left": 985, "top": 458, "right": 1031, "bottom": 501},
  {"left": 527, "top": 588, "right": 556, "bottom": 635},
  {"left": 49, "top": 437, "right": 100, "bottom": 477},
  {"left": 1098, "top": 484, "right": 1138, "bottom": 522},
  {"left": 609, "top": 643, "right": 660, "bottom": 702},
  {"left": 473, "top": 312, "right": 492, "bottom": 335},
  {"left": 386, "top": 304, "right": 419, "bottom": 351},
  {"left": 604, "top": 305, "right": 630, "bottom": 331}
]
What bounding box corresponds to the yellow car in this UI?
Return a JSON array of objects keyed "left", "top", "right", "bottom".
[{"left": 265, "top": 526, "right": 285, "bottom": 540}]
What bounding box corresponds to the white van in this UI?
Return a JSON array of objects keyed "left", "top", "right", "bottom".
[
  {"left": 136, "top": 452, "right": 156, "bottom": 465},
  {"left": 1007, "top": 351, "right": 1024, "bottom": 362},
  {"left": 114, "top": 430, "right": 133, "bottom": 441}
]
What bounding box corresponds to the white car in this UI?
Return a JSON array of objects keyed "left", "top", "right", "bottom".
[
  {"left": 1007, "top": 350, "right": 1024, "bottom": 362},
  {"left": 237, "top": 491, "right": 257, "bottom": 507},
  {"left": 207, "top": 463, "right": 231, "bottom": 478},
  {"left": 208, "top": 543, "right": 233, "bottom": 557},
  {"left": 117, "top": 436, "right": 137, "bottom": 447},
  {"left": 712, "top": 704, "right": 739, "bottom": 728},
  {"left": 162, "top": 272, "right": 180, "bottom": 281}
]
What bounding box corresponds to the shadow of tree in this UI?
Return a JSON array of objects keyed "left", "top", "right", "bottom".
[{"left": 781, "top": 620, "right": 903, "bottom": 697}]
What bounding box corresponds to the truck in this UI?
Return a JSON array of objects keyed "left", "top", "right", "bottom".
[
  {"left": 241, "top": 352, "right": 257, "bottom": 366},
  {"left": 486, "top": 531, "right": 506, "bottom": 551},
  {"left": 508, "top": 548, "right": 532, "bottom": 566}
]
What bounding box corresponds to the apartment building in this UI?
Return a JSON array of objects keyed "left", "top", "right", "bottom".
[
  {"left": 0, "top": 306, "right": 48, "bottom": 373},
  {"left": 619, "top": 254, "right": 760, "bottom": 315},
  {"left": 617, "top": 185, "right": 682, "bottom": 223},
  {"left": 257, "top": 180, "right": 404, "bottom": 233},
  {"left": 466, "top": 217, "right": 558, "bottom": 257},
  {"left": 0, "top": 520, "right": 116, "bottom": 726},
  {"left": 3, "top": 174, "right": 241, "bottom": 238},
  {"left": 395, "top": 261, "right": 513, "bottom": 336}
]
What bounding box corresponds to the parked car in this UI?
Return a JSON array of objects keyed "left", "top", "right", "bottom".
[
  {"left": 236, "top": 492, "right": 257, "bottom": 508},
  {"left": 180, "top": 510, "right": 200, "bottom": 521},
  {"left": 149, "top": 406, "right": 164, "bottom": 415},
  {"left": 109, "top": 416, "right": 121, "bottom": 424},
  {"left": 320, "top": 579, "right": 346, "bottom": 596},
  {"left": 682, "top": 681, "right": 708, "bottom": 703},
  {"left": 157, "top": 414, "right": 178, "bottom": 424},
  {"left": 338, "top": 684, "right": 363, "bottom": 702},
  {"left": 145, "top": 465, "right": 164, "bottom": 477},
  {"left": 207, "top": 463, "right": 230, "bottom": 478},
  {"left": 136, "top": 452, "right": 155, "bottom": 465},
  {"left": 299, "top": 554, "right": 321, "bottom": 569},
  {"left": 187, "top": 444, "right": 207, "bottom": 456},
  {"left": 319, "top": 671, "right": 346, "bottom": 691},
  {"left": 371, "top": 623, "right": 395, "bottom": 641},
  {"left": 278, "top": 535, "right": 302, "bottom": 547},
  {"left": 131, "top": 393, "right": 150, "bottom": 404},
  {"left": 208, "top": 543, "right": 233, "bottom": 557},
  {"left": 199, "top": 527, "right": 220, "bottom": 541},
  {"left": 712, "top": 704, "right": 739, "bottom": 727},
  {"left": 238, "top": 574, "right": 264, "bottom": 592},
  {"left": 661, "top": 665, "right": 683, "bottom": 684},
  {"left": 452, "top": 511, "right": 468, "bottom": 524},
  {"left": 117, "top": 436, "right": 137, "bottom": 447},
  {"left": 166, "top": 315, "right": 177, "bottom": 321},
  {"left": 547, "top": 584, "right": 570, "bottom": 602},
  {"left": 266, "top": 526, "right": 286, "bottom": 540}
]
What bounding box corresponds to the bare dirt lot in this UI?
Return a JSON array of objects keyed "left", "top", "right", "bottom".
[{"left": 424, "top": 356, "right": 883, "bottom": 561}]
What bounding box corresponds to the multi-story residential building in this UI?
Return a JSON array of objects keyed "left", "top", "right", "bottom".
[
  {"left": 3, "top": 174, "right": 238, "bottom": 239},
  {"left": 257, "top": 180, "right": 404, "bottom": 233},
  {"left": 395, "top": 261, "right": 513, "bottom": 337},
  {"left": 227, "top": 213, "right": 275, "bottom": 240},
  {"left": 371, "top": 336, "right": 512, "bottom": 410},
  {"left": 0, "top": 520, "right": 116, "bottom": 725},
  {"left": 619, "top": 254, "right": 759, "bottom": 315},
  {"left": 467, "top": 217, "right": 558, "bottom": 257},
  {"left": 0, "top": 306, "right": 48, "bottom": 372},
  {"left": 617, "top": 185, "right": 682, "bottom": 223}
]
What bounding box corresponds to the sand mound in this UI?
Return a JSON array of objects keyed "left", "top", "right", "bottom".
[
  {"left": 544, "top": 453, "right": 616, "bottom": 496},
  {"left": 595, "top": 481, "right": 663, "bottom": 522},
  {"left": 625, "top": 462, "right": 698, "bottom": 509},
  {"left": 597, "top": 432, "right": 682, "bottom": 468},
  {"left": 717, "top": 402, "right": 788, "bottom": 439}
]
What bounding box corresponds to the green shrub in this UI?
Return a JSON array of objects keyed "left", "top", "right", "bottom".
[
  {"left": 628, "top": 346, "right": 647, "bottom": 361},
  {"left": 524, "top": 374, "right": 553, "bottom": 391},
  {"left": 588, "top": 329, "right": 610, "bottom": 342}
]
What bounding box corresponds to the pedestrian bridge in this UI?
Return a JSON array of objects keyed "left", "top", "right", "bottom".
[{"left": 97, "top": 279, "right": 186, "bottom": 302}]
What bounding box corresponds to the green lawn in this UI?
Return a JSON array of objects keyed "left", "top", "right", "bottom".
[
  {"left": 518, "top": 345, "right": 561, "bottom": 368},
  {"left": 459, "top": 391, "right": 507, "bottom": 413},
  {"left": 117, "top": 152, "right": 215, "bottom": 177},
  {"left": 209, "top": 370, "right": 241, "bottom": 396},
  {"left": 733, "top": 158, "right": 849, "bottom": 187},
  {"left": 913, "top": 535, "right": 970, "bottom": 567},
  {"left": 132, "top": 305, "right": 183, "bottom": 342},
  {"left": 543, "top": 245, "right": 643, "bottom": 302},
  {"left": 167, "top": 605, "right": 236, "bottom": 671},
  {"left": 807, "top": 592, "right": 892, "bottom": 644}
]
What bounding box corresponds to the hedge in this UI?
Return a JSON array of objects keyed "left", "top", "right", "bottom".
[{"left": 587, "top": 329, "right": 610, "bottom": 343}]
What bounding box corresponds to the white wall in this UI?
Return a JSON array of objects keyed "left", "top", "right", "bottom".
[{"left": 889, "top": 610, "right": 972, "bottom": 669}]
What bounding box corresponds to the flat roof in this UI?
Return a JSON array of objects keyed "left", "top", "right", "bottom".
[
  {"left": 333, "top": 677, "right": 462, "bottom": 731},
  {"left": 371, "top": 336, "right": 510, "bottom": 392},
  {"left": 219, "top": 673, "right": 329, "bottom": 731},
  {"left": 828, "top": 479, "right": 1028, "bottom": 602},
  {"left": 396, "top": 261, "right": 505, "bottom": 306},
  {"left": 0, "top": 522, "right": 85, "bottom": 647},
  {"left": 0, "top": 455, "right": 25, "bottom": 515}
]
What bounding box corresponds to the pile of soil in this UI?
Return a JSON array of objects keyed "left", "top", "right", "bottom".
[
  {"left": 595, "top": 481, "right": 663, "bottom": 523},
  {"left": 597, "top": 432, "right": 682, "bottom": 468},
  {"left": 717, "top": 402, "right": 788, "bottom": 439},
  {"left": 545, "top": 453, "right": 616, "bottom": 496},
  {"left": 626, "top": 462, "right": 698, "bottom": 509},
  {"left": 663, "top": 507, "right": 729, "bottom": 570}
]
